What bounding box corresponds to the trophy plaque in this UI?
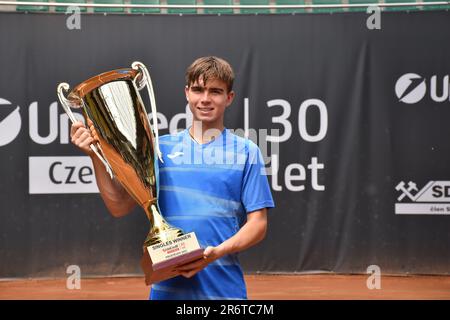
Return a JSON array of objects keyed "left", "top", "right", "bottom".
[{"left": 57, "top": 62, "right": 204, "bottom": 285}]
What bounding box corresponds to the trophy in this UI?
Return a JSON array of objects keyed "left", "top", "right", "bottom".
[{"left": 57, "top": 62, "right": 204, "bottom": 285}]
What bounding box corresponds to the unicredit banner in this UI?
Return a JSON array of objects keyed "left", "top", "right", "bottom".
[{"left": 0, "top": 11, "right": 449, "bottom": 278}]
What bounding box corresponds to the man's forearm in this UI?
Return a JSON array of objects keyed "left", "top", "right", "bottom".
[
  {"left": 217, "top": 209, "right": 268, "bottom": 257},
  {"left": 91, "top": 155, "right": 136, "bottom": 217}
]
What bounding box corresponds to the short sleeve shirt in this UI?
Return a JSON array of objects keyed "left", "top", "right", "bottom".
[{"left": 150, "top": 128, "right": 275, "bottom": 300}]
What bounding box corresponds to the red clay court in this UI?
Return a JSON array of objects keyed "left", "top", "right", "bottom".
[{"left": 1, "top": 274, "right": 449, "bottom": 300}]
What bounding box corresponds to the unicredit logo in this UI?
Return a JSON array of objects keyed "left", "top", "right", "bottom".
[
  {"left": 0, "top": 98, "right": 22, "bottom": 146},
  {"left": 395, "top": 73, "right": 449, "bottom": 104},
  {"left": 395, "top": 73, "right": 427, "bottom": 104}
]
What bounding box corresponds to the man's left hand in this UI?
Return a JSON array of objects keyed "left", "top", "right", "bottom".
[{"left": 176, "top": 246, "right": 223, "bottom": 279}]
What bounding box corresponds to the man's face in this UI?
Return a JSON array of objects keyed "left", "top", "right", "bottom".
[{"left": 185, "top": 77, "right": 235, "bottom": 128}]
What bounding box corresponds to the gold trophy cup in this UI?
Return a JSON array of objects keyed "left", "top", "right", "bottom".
[{"left": 57, "top": 62, "right": 203, "bottom": 285}]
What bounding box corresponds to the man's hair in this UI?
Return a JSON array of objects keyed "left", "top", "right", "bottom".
[{"left": 185, "top": 56, "right": 235, "bottom": 93}]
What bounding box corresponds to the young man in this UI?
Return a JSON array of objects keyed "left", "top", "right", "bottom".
[{"left": 70, "top": 56, "right": 274, "bottom": 299}]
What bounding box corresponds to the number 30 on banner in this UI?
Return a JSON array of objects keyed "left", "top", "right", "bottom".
[{"left": 266, "top": 99, "right": 328, "bottom": 143}]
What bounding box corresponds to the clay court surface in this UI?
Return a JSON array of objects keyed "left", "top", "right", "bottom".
[{"left": 0, "top": 274, "right": 449, "bottom": 300}]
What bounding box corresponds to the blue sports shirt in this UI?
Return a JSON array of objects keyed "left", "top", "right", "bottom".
[{"left": 150, "top": 128, "right": 275, "bottom": 300}]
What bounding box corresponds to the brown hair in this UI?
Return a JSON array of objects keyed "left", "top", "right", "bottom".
[{"left": 185, "top": 56, "right": 235, "bottom": 93}]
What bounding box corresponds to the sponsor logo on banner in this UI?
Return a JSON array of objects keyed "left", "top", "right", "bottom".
[
  {"left": 395, "top": 73, "right": 449, "bottom": 104},
  {"left": 395, "top": 74, "right": 427, "bottom": 104},
  {"left": 0, "top": 98, "right": 22, "bottom": 146},
  {"left": 395, "top": 181, "right": 450, "bottom": 215},
  {"left": 4, "top": 95, "right": 328, "bottom": 194},
  {"left": 29, "top": 156, "right": 99, "bottom": 194}
]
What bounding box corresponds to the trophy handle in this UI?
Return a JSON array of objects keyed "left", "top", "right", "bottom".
[
  {"left": 57, "top": 82, "right": 114, "bottom": 179},
  {"left": 131, "top": 61, "right": 164, "bottom": 163}
]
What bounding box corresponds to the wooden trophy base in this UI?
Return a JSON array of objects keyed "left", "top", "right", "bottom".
[{"left": 140, "top": 232, "right": 204, "bottom": 285}]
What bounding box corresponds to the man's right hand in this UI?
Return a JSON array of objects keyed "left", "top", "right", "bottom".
[{"left": 70, "top": 120, "right": 98, "bottom": 156}]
